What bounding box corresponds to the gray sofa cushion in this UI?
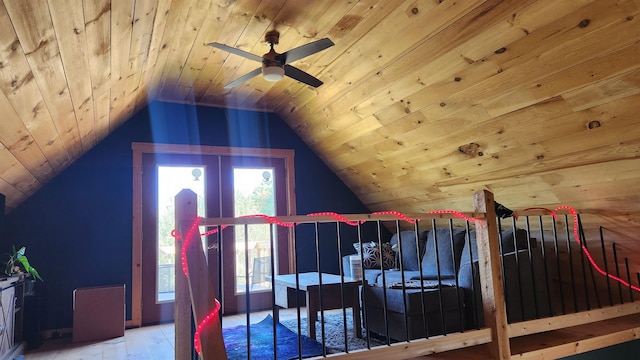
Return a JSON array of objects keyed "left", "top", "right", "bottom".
[
  {"left": 390, "top": 230, "right": 429, "bottom": 271},
  {"left": 421, "top": 228, "right": 466, "bottom": 278},
  {"left": 460, "top": 228, "right": 530, "bottom": 267}
]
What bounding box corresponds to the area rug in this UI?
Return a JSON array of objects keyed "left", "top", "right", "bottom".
[
  {"left": 280, "top": 312, "right": 385, "bottom": 354},
  {"left": 223, "top": 314, "right": 324, "bottom": 359}
]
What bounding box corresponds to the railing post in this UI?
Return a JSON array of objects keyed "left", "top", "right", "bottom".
[
  {"left": 175, "top": 189, "right": 227, "bottom": 360},
  {"left": 473, "top": 190, "right": 511, "bottom": 359}
]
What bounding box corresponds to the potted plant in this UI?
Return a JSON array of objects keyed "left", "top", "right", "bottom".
[{"left": 4, "top": 245, "right": 43, "bottom": 281}]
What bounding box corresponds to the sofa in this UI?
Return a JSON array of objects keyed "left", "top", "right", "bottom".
[{"left": 343, "top": 226, "right": 552, "bottom": 340}]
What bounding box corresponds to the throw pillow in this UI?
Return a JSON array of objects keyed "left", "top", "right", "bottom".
[{"left": 353, "top": 242, "right": 395, "bottom": 269}]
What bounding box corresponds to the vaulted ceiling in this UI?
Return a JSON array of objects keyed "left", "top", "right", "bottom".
[{"left": 1, "top": 1, "right": 640, "bottom": 259}]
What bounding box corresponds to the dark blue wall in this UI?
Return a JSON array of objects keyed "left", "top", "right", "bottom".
[{"left": 2, "top": 102, "right": 381, "bottom": 331}]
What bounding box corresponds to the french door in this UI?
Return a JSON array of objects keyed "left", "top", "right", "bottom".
[
  {"left": 136, "top": 145, "right": 294, "bottom": 325},
  {"left": 219, "top": 156, "right": 290, "bottom": 313}
]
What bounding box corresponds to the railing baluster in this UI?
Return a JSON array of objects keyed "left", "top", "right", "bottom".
[
  {"left": 598, "top": 226, "right": 614, "bottom": 307},
  {"left": 576, "top": 220, "right": 591, "bottom": 311},
  {"left": 564, "top": 214, "right": 579, "bottom": 312},
  {"left": 578, "top": 215, "right": 600, "bottom": 309},
  {"left": 464, "top": 221, "right": 480, "bottom": 329},
  {"left": 625, "top": 258, "right": 633, "bottom": 302},
  {"left": 395, "top": 220, "right": 410, "bottom": 342},
  {"left": 536, "top": 215, "right": 552, "bottom": 317},
  {"left": 551, "top": 219, "right": 565, "bottom": 315},
  {"left": 313, "top": 223, "right": 327, "bottom": 356},
  {"left": 335, "top": 222, "right": 349, "bottom": 353},
  {"left": 612, "top": 242, "right": 624, "bottom": 304},
  {"left": 269, "top": 224, "right": 278, "bottom": 359},
  {"left": 432, "top": 219, "right": 446, "bottom": 335},
  {"left": 242, "top": 223, "right": 252, "bottom": 359},
  {"left": 415, "top": 221, "right": 429, "bottom": 338},
  {"left": 451, "top": 219, "right": 465, "bottom": 334}
]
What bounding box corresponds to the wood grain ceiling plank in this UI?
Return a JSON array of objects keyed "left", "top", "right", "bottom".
[
  {"left": 27, "top": 54, "right": 83, "bottom": 159},
  {"left": 562, "top": 67, "right": 640, "bottom": 112},
  {"left": 4, "top": 0, "right": 81, "bottom": 163},
  {"left": 329, "top": 103, "right": 491, "bottom": 171},
  {"left": 0, "top": 177, "right": 26, "bottom": 212},
  {"left": 196, "top": 0, "right": 278, "bottom": 102},
  {"left": 432, "top": 114, "right": 640, "bottom": 194},
  {"left": 175, "top": 0, "right": 250, "bottom": 99},
  {"left": 0, "top": 144, "right": 39, "bottom": 195},
  {"left": 334, "top": 0, "right": 613, "bottom": 140},
  {"left": 108, "top": 0, "right": 134, "bottom": 130},
  {"left": 48, "top": 0, "right": 97, "bottom": 152},
  {"left": 82, "top": 0, "right": 111, "bottom": 93},
  {"left": 139, "top": 0, "right": 172, "bottom": 99},
  {"left": 554, "top": 178, "right": 640, "bottom": 206},
  {"left": 484, "top": 42, "right": 640, "bottom": 118},
  {"left": 0, "top": 91, "right": 53, "bottom": 182},
  {"left": 271, "top": 0, "right": 386, "bottom": 116},
  {"left": 94, "top": 89, "right": 111, "bottom": 142},
  {"left": 293, "top": 0, "right": 501, "bottom": 128},
  {"left": 128, "top": 0, "right": 158, "bottom": 79},
  {"left": 331, "top": 96, "right": 577, "bottom": 190},
  {"left": 165, "top": 0, "right": 246, "bottom": 101},
  {"left": 162, "top": 0, "right": 221, "bottom": 99},
  {"left": 0, "top": 1, "right": 70, "bottom": 171},
  {"left": 118, "top": 0, "right": 161, "bottom": 123},
  {"left": 145, "top": 0, "right": 186, "bottom": 98},
  {"left": 347, "top": 0, "right": 580, "bottom": 126},
  {"left": 442, "top": 0, "right": 640, "bottom": 117}
]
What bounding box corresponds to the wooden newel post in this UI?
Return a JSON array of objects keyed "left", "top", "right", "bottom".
[
  {"left": 473, "top": 190, "right": 511, "bottom": 359},
  {"left": 175, "top": 189, "right": 227, "bottom": 360}
]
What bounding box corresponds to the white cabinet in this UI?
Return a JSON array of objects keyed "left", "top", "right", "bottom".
[
  {"left": 0, "top": 277, "right": 23, "bottom": 360},
  {"left": 0, "top": 285, "right": 15, "bottom": 357}
]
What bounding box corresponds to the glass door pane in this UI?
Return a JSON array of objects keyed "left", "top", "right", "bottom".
[
  {"left": 157, "top": 166, "right": 206, "bottom": 302},
  {"left": 233, "top": 168, "right": 275, "bottom": 294}
]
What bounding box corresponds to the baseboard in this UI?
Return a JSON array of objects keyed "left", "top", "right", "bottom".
[{"left": 41, "top": 328, "right": 72, "bottom": 339}]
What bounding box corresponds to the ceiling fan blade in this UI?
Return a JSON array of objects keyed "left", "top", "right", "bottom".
[
  {"left": 224, "top": 68, "right": 262, "bottom": 89},
  {"left": 208, "top": 42, "right": 263, "bottom": 62},
  {"left": 278, "top": 38, "right": 334, "bottom": 64},
  {"left": 284, "top": 65, "right": 323, "bottom": 87}
]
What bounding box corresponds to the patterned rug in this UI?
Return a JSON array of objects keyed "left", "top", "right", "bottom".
[
  {"left": 223, "top": 312, "right": 384, "bottom": 359},
  {"left": 280, "top": 312, "right": 385, "bottom": 354},
  {"left": 223, "top": 314, "right": 323, "bottom": 359}
]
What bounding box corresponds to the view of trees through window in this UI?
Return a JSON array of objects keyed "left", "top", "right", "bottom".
[
  {"left": 234, "top": 168, "right": 275, "bottom": 293},
  {"left": 155, "top": 166, "right": 276, "bottom": 301},
  {"left": 157, "top": 166, "right": 205, "bottom": 302}
]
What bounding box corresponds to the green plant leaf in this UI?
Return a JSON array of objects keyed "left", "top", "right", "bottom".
[{"left": 17, "top": 253, "right": 43, "bottom": 281}]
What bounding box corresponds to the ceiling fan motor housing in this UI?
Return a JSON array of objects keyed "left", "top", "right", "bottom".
[{"left": 262, "top": 45, "right": 284, "bottom": 82}]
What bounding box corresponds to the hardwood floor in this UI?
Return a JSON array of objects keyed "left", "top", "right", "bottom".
[
  {"left": 24, "top": 324, "right": 175, "bottom": 360},
  {"left": 23, "top": 308, "right": 303, "bottom": 359}
]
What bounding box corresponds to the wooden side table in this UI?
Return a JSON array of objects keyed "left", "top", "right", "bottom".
[{"left": 273, "top": 272, "right": 362, "bottom": 339}]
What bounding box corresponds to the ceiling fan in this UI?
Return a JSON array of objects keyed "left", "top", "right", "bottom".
[{"left": 208, "top": 30, "right": 334, "bottom": 89}]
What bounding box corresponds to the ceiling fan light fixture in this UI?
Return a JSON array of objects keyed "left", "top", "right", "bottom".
[{"left": 263, "top": 66, "right": 284, "bottom": 82}]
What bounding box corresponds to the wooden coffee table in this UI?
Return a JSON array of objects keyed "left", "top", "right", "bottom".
[{"left": 272, "top": 272, "right": 362, "bottom": 339}]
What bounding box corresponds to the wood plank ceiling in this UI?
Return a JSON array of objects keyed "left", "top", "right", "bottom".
[{"left": 1, "top": 0, "right": 640, "bottom": 262}]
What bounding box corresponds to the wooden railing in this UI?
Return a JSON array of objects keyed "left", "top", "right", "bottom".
[{"left": 173, "top": 189, "right": 640, "bottom": 359}]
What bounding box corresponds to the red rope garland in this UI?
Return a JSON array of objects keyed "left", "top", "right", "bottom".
[{"left": 306, "top": 212, "right": 362, "bottom": 226}]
